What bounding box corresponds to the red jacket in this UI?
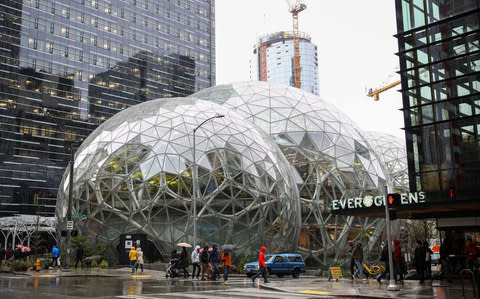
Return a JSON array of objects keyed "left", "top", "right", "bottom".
[
  {"left": 394, "top": 240, "right": 402, "bottom": 261},
  {"left": 465, "top": 244, "right": 480, "bottom": 261},
  {"left": 258, "top": 246, "right": 266, "bottom": 268}
]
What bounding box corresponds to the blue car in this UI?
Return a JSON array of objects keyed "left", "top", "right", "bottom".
[{"left": 243, "top": 253, "right": 306, "bottom": 278}]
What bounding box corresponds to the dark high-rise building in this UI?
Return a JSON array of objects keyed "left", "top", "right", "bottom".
[
  {"left": 395, "top": 0, "right": 480, "bottom": 221},
  {"left": 0, "top": 0, "right": 215, "bottom": 216}
]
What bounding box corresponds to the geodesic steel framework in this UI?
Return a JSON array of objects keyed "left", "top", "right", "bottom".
[
  {"left": 0, "top": 215, "right": 57, "bottom": 249},
  {"left": 364, "top": 131, "right": 409, "bottom": 192},
  {"left": 56, "top": 98, "right": 300, "bottom": 258},
  {"left": 192, "top": 81, "right": 389, "bottom": 266}
]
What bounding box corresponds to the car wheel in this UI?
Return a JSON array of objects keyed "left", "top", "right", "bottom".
[
  {"left": 246, "top": 273, "right": 253, "bottom": 278},
  {"left": 292, "top": 268, "right": 300, "bottom": 278},
  {"left": 277, "top": 274, "right": 284, "bottom": 278},
  {"left": 266, "top": 268, "right": 272, "bottom": 277}
]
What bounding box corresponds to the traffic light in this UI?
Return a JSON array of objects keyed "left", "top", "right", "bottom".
[
  {"left": 387, "top": 193, "right": 401, "bottom": 208},
  {"left": 449, "top": 186, "right": 454, "bottom": 200},
  {"left": 61, "top": 230, "right": 78, "bottom": 237}
]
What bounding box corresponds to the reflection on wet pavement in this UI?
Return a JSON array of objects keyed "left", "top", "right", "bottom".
[{"left": 0, "top": 273, "right": 478, "bottom": 299}]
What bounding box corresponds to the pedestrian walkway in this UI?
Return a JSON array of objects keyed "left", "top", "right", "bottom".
[{"left": 118, "top": 287, "right": 314, "bottom": 299}]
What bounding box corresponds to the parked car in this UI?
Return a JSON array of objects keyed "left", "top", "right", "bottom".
[{"left": 243, "top": 253, "right": 306, "bottom": 278}]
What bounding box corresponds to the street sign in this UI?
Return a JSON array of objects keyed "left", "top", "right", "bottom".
[
  {"left": 328, "top": 267, "right": 343, "bottom": 281},
  {"left": 66, "top": 221, "right": 74, "bottom": 231}
]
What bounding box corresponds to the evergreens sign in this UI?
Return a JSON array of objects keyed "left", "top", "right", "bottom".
[{"left": 329, "top": 192, "right": 426, "bottom": 212}]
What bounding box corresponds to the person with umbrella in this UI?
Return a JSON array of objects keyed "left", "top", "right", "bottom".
[
  {"left": 221, "top": 247, "right": 232, "bottom": 284},
  {"left": 179, "top": 246, "right": 189, "bottom": 278}
]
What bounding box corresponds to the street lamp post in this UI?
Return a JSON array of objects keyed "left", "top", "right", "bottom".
[
  {"left": 65, "top": 147, "right": 74, "bottom": 269},
  {"left": 43, "top": 108, "right": 75, "bottom": 270},
  {"left": 384, "top": 185, "right": 399, "bottom": 291},
  {"left": 192, "top": 114, "right": 224, "bottom": 247}
]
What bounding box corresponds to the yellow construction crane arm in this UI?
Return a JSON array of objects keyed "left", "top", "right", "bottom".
[{"left": 367, "top": 80, "right": 401, "bottom": 101}]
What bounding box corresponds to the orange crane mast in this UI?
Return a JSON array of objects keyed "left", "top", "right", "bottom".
[{"left": 287, "top": 0, "right": 306, "bottom": 89}]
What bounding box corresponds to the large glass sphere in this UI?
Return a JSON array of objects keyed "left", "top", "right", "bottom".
[
  {"left": 193, "top": 81, "right": 389, "bottom": 265},
  {"left": 57, "top": 98, "right": 300, "bottom": 259},
  {"left": 364, "top": 131, "right": 409, "bottom": 192}
]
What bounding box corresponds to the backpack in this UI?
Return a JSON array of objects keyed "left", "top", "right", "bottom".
[{"left": 200, "top": 250, "right": 209, "bottom": 263}]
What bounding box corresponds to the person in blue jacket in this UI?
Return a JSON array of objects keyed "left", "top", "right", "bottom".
[{"left": 52, "top": 245, "right": 60, "bottom": 268}]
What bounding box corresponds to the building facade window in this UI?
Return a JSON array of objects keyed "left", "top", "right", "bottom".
[
  {"left": 0, "top": 0, "right": 215, "bottom": 216},
  {"left": 396, "top": 0, "right": 480, "bottom": 206}
]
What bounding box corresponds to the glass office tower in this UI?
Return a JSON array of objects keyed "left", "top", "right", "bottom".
[
  {"left": 250, "top": 31, "right": 319, "bottom": 95},
  {"left": 395, "top": 0, "right": 479, "bottom": 217},
  {"left": 0, "top": 0, "right": 215, "bottom": 216}
]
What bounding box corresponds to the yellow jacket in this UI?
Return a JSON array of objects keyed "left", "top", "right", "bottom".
[{"left": 129, "top": 247, "right": 138, "bottom": 261}]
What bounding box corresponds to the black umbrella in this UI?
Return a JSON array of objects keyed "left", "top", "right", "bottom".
[{"left": 221, "top": 244, "right": 235, "bottom": 253}]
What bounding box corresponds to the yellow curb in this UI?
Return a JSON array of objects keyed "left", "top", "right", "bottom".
[
  {"left": 300, "top": 290, "right": 330, "bottom": 295},
  {"left": 130, "top": 274, "right": 151, "bottom": 278},
  {"left": 38, "top": 274, "right": 57, "bottom": 278}
]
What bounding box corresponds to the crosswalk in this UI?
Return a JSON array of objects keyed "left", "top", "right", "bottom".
[
  {"left": 116, "top": 278, "right": 318, "bottom": 299},
  {"left": 118, "top": 288, "right": 318, "bottom": 299}
]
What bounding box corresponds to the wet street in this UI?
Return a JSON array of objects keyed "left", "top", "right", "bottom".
[
  {"left": 0, "top": 270, "right": 477, "bottom": 299},
  {"left": 0, "top": 273, "right": 321, "bottom": 299}
]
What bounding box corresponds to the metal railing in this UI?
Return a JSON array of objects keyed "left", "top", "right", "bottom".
[{"left": 460, "top": 268, "right": 478, "bottom": 299}]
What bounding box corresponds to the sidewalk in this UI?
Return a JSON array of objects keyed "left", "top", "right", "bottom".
[
  {"left": 259, "top": 278, "right": 478, "bottom": 299},
  {"left": 1, "top": 266, "right": 167, "bottom": 279}
]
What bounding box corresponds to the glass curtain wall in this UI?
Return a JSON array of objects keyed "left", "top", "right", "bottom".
[
  {"left": 395, "top": 0, "right": 480, "bottom": 204},
  {"left": 0, "top": 0, "right": 215, "bottom": 216}
]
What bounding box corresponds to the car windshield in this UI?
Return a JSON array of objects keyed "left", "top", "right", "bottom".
[{"left": 266, "top": 255, "right": 276, "bottom": 262}]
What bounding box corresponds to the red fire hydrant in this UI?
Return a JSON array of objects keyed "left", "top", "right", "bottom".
[{"left": 35, "top": 259, "right": 41, "bottom": 272}]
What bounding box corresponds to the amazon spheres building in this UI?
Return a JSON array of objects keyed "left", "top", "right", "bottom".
[{"left": 56, "top": 81, "right": 408, "bottom": 265}]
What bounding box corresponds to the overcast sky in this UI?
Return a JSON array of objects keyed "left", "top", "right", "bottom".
[{"left": 215, "top": 0, "right": 405, "bottom": 139}]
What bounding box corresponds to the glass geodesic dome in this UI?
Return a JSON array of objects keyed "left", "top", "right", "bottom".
[
  {"left": 364, "top": 131, "right": 409, "bottom": 192},
  {"left": 192, "top": 81, "right": 389, "bottom": 265},
  {"left": 56, "top": 98, "right": 300, "bottom": 258}
]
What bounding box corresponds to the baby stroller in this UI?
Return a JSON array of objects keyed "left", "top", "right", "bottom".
[{"left": 165, "top": 256, "right": 180, "bottom": 278}]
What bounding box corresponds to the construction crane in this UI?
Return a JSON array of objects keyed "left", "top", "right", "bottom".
[
  {"left": 286, "top": 0, "right": 307, "bottom": 89},
  {"left": 366, "top": 80, "right": 401, "bottom": 101}
]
